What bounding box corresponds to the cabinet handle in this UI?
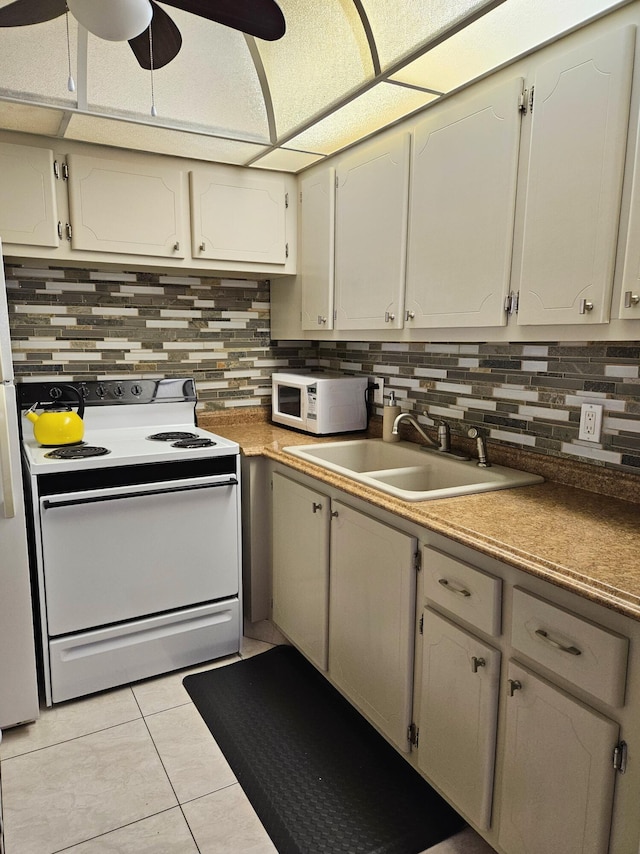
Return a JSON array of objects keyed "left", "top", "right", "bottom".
[
  {"left": 579, "top": 299, "right": 594, "bottom": 314},
  {"left": 312, "top": 502, "right": 322, "bottom": 513},
  {"left": 624, "top": 291, "right": 640, "bottom": 309},
  {"left": 384, "top": 311, "right": 395, "bottom": 323},
  {"left": 173, "top": 241, "right": 180, "bottom": 252},
  {"left": 534, "top": 628, "right": 581, "bottom": 656},
  {"left": 405, "top": 310, "right": 415, "bottom": 321},
  {"left": 438, "top": 578, "right": 471, "bottom": 598},
  {"left": 471, "top": 656, "right": 486, "bottom": 673},
  {"left": 200, "top": 241, "right": 206, "bottom": 251},
  {"left": 508, "top": 678, "right": 522, "bottom": 697},
  {"left": 317, "top": 316, "right": 327, "bottom": 325},
  {"left": 331, "top": 510, "right": 339, "bottom": 518}
]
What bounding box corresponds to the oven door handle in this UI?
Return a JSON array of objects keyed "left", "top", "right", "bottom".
[{"left": 41, "top": 478, "right": 238, "bottom": 509}]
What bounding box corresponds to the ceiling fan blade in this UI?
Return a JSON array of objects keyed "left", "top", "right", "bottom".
[
  {"left": 128, "top": 0, "right": 182, "bottom": 69},
  {"left": 158, "top": 0, "right": 285, "bottom": 41},
  {"left": 0, "top": 0, "right": 67, "bottom": 27}
]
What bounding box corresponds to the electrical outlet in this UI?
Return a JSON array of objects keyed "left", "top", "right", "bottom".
[
  {"left": 578, "top": 403, "right": 603, "bottom": 443},
  {"left": 372, "top": 376, "right": 384, "bottom": 406}
]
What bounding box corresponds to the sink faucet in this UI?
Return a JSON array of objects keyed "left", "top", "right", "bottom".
[
  {"left": 467, "top": 427, "right": 491, "bottom": 467},
  {"left": 392, "top": 412, "right": 447, "bottom": 451}
]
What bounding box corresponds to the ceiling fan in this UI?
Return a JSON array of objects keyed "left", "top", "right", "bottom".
[{"left": 0, "top": 0, "right": 286, "bottom": 69}]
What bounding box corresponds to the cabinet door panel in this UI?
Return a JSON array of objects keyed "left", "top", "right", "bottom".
[
  {"left": 300, "top": 166, "right": 335, "bottom": 330},
  {"left": 517, "top": 26, "right": 635, "bottom": 325},
  {"left": 329, "top": 501, "right": 416, "bottom": 751},
  {"left": 418, "top": 609, "right": 500, "bottom": 829},
  {"left": 405, "top": 78, "right": 522, "bottom": 328},
  {"left": 67, "top": 154, "right": 185, "bottom": 258},
  {"left": 334, "top": 133, "right": 410, "bottom": 330},
  {"left": 190, "top": 168, "right": 286, "bottom": 263},
  {"left": 0, "top": 142, "right": 59, "bottom": 248},
  {"left": 499, "top": 661, "right": 618, "bottom": 854},
  {"left": 272, "top": 473, "right": 329, "bottom": 670}
]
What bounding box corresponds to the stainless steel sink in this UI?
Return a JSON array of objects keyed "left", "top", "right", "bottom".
[{"left": 283, "top": 438, "right": 543, "bottom": 501}]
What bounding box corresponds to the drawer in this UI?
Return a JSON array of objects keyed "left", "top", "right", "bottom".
[
  {"left": 423, "top": 546, "right": 501, "bottom": 636},
  {"left": 511, "top": 587, "right": 629, "bottom": 707}
]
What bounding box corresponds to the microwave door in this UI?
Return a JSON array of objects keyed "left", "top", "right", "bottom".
[{"left": 277, "top": 383, "right": 303, "bottom": 420}]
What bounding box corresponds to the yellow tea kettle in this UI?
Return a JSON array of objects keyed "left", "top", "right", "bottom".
[{"left": 25, "top": 384, "right": 85, "bottom": 447}]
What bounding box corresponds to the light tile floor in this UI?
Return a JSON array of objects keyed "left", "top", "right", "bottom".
[{"left": 0, "top": 637, "right": 496, "bottom": 854}]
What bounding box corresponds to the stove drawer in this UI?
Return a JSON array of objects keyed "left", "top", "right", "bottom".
[
  {"left": 39, "top": 475, "right": 240, "bottom": 636},
  {"left": 49, "top": 599, "right": 240, "bottom": 703}
]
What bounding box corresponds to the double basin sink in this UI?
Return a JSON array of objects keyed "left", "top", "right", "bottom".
[{"left": 284, "top": 438, "right": 543, "bottom": 502}]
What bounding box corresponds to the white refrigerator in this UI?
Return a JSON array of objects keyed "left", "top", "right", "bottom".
[{"left": 0, "top": 241, "right": 39, "bottom": 729}]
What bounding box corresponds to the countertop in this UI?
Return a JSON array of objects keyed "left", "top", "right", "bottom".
[{"left": 200, "top": 412, "right": 640, "bottom": 621}]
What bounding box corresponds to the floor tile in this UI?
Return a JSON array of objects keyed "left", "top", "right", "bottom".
[
  {"left": 240, "top": 637, "right": 276, "bottom": 658},
  {"left": 2, "top": 719, "right": 177, "bottom": 854},
  {"left": 182, "top": 783, "right": 277, "bottom": 854},
  {"left": 146, "top": 703, "right": 236, "bottom": 804},
  {"left": 132, "top": 654, "right": 241, "bottom": 717},
  {"left": 424, "top": 827, "right": 498, "bottom": 853},
  {"left": 0, "top": 688, "right": 141, "bottom": 760},
  {"left": 62, "top": 808, "right": 199, "bottom": 853}
]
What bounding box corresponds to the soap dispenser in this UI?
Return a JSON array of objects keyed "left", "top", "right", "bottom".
[{"left": 382, "top": 391, "right": 401, "bottom": 442}]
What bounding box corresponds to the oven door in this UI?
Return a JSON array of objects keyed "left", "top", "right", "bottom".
[{"left": 39, "top": 473, "right": 239, "bottom": 636}]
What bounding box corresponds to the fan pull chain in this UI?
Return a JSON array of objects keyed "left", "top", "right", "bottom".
[
  {"left": 65, "top": 10, "right": 76, "bottom": 93},
  {"left": 149, "top": 24, "right": 158, "bottom": 117}
]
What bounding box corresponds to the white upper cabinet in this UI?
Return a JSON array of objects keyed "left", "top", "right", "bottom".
[
  {"left": 300, "top": 166, "right": 335, "bottom": 331},
  {"left": 405, "top": 78, "right": 522, "bottom": 328},
  {"left": 0, "top": 142, "right": 60, "bottom": 248},
  {"left": 67, "top": 153, "right": 185, "bottom": 258},
  {"left": 334, "top": 132, "right": 410, "bottom": 330},
  {"left": 516, "top": 26, "right": 635, "bottom": 326},
  {"left": 190, "top": 166, "right": 288, "bottom": 264}
]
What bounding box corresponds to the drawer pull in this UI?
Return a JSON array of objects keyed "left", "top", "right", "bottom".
[
  {"left": 508, "top": 678, "right": 522, "bottom": 697},
  {"left": 535, "top": 629, "right": 581, "bottom": 656},
  {"left": 438, "top": 578, "right": 471, "bottom": 598},
  {"left": 471, "top": 656, "right": 486, "bottom": 673},
  {"left": 312, "top": 502, "right": 322, "bottom": 513}
]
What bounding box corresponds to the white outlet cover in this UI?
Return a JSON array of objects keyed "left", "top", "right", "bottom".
[
  {"left": 578, "top": 403, "right": 603, "bottom": 443},
  {"left": 372, "top": 376, "right": 384, "bottom": 405}
]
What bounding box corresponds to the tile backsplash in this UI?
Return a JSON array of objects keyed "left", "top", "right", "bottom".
[{"left": 5, "top": 263, "right": 640, "bottom": 475}]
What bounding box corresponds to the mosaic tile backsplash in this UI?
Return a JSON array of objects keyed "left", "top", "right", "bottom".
[{"left": 5, "top": 264, "right": 640, "bottom": 475}]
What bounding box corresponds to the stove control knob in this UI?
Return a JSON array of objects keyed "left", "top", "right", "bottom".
[
  {"left": 50, "top": 386, "right": 63, "bottom": 400},
  {"left": 79, "top": 384, "right": 90, "bottom": 398},
  {"left": 114, "top": 383, "right": 125, "bottom": 397},
  {"left": 131, "top": 384, "right": 142, "bottom": 396},
  {"left": 96, "top": 384, "right": 107, "bottom": 398}
]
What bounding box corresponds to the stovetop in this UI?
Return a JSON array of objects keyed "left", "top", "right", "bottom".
[{"left": 18, "top": 378, "right": 239, "bottom": 474}]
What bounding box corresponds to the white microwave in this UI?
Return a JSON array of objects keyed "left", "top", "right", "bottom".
[{"left": 271, "top": 371, "right": 369, "bottom": 435}]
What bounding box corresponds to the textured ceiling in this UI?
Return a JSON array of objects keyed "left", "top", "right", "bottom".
[{"left": 0, "top": 0, "right": 626, "bottom": 171}]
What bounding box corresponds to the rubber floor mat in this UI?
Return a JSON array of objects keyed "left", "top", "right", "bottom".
[{"left": 184, "top": 645, "right": 466, "bottom": 854}]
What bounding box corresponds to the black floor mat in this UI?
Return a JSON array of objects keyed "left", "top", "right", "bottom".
[{"left": 183, "top": 645, "right": 466, "bottom": 854}]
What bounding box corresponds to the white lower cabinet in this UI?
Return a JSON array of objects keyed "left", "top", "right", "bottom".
[
  {"left": 328, "top": 500, "right": 416, "bottom": 752},
  {"left": 418, "top": 608, "right": 500, "bottom": 830},
  {"left": 498, "top": 661, "right": 619, "bottom": 854},
  {"left": 272, "top": 472, "right": 330, "bottom": 670}
]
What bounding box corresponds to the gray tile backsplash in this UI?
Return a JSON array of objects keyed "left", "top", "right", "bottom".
[{"left": 5, "top": 263, "right": 640, "bottom": 475}]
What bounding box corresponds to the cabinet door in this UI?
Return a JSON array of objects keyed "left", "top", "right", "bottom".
[
  {"left": 67, "top": 154, "right": 185, "bottom": 258},
  {"left": 517, "top": 26, "right": 635, "bottom": 326},
  {"left": 405, "top": 78, "right": 522, "bottom": 328},
  {"left": 0, "top": 142, "right": 59, "bottom": 248},
  {"left": 300, "top": 166, "right": 335, "bottom": 331},
  {"left": 328, "top": 501, "right": 416, "bottom": 751},
  {"left": 190, "top": 167, "right": 287, "bottom": 264},
  {"left": 334, "top": 133, "right": 410, "bottom": 330},
  {"left": 498, "top": 661, "right": 619, "bottom": 854},
  {"left": 272, "top": 473, "right": 330, "bottom": 670},
  {"left": 418, "top": 609, "right": 500, "bottom": 830}
]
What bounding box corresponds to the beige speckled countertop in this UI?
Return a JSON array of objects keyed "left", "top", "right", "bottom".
[{"left": 199, "top": 411, "right": 640, "bottom": 621}]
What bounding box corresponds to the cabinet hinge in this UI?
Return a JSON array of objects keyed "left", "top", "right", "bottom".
[
  {"left": 413, "top": 550, "right": 422, "bottom": 572},
  {"left": 53, "top": 159, "right": 60, "bottom": 179},
  {"left": 408, "top": 722, "right": 419, "bottom": 747},
  {"left": 419, "top": 614, "right": 424, "bottom": 635},
  {"left": 62, "top": 160, "right": 69, "bottom": 180},
  {"left": 285, "top": 192, "right": 289, "bottom": 209},
  {"left": 65, "top": 222, "right": 72, "bottom": 241},
  {"left": 518, "top": 87, "right": 534, "bottom": 115},
  {"left": 285, "top": 242, "right": 289, "bottom": 258},
  {"left": 529, "top": 86, "right": 535, "bottom": 114},
  {"left": 504, "top": 291, "right": 519, "bottom": 315},
  {"left": 613, "top": 741, "right": 628, "bottom": 774},
  {"left": 335, "top": 175, "right": 339, "bottom": 189},
  {"left": 299, "top": 190, "right": 303, "bottom": 204}
]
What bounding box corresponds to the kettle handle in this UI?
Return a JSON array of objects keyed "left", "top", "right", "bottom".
[{"left": 35, "top": 384, "right": 85, "bottom": 419}]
